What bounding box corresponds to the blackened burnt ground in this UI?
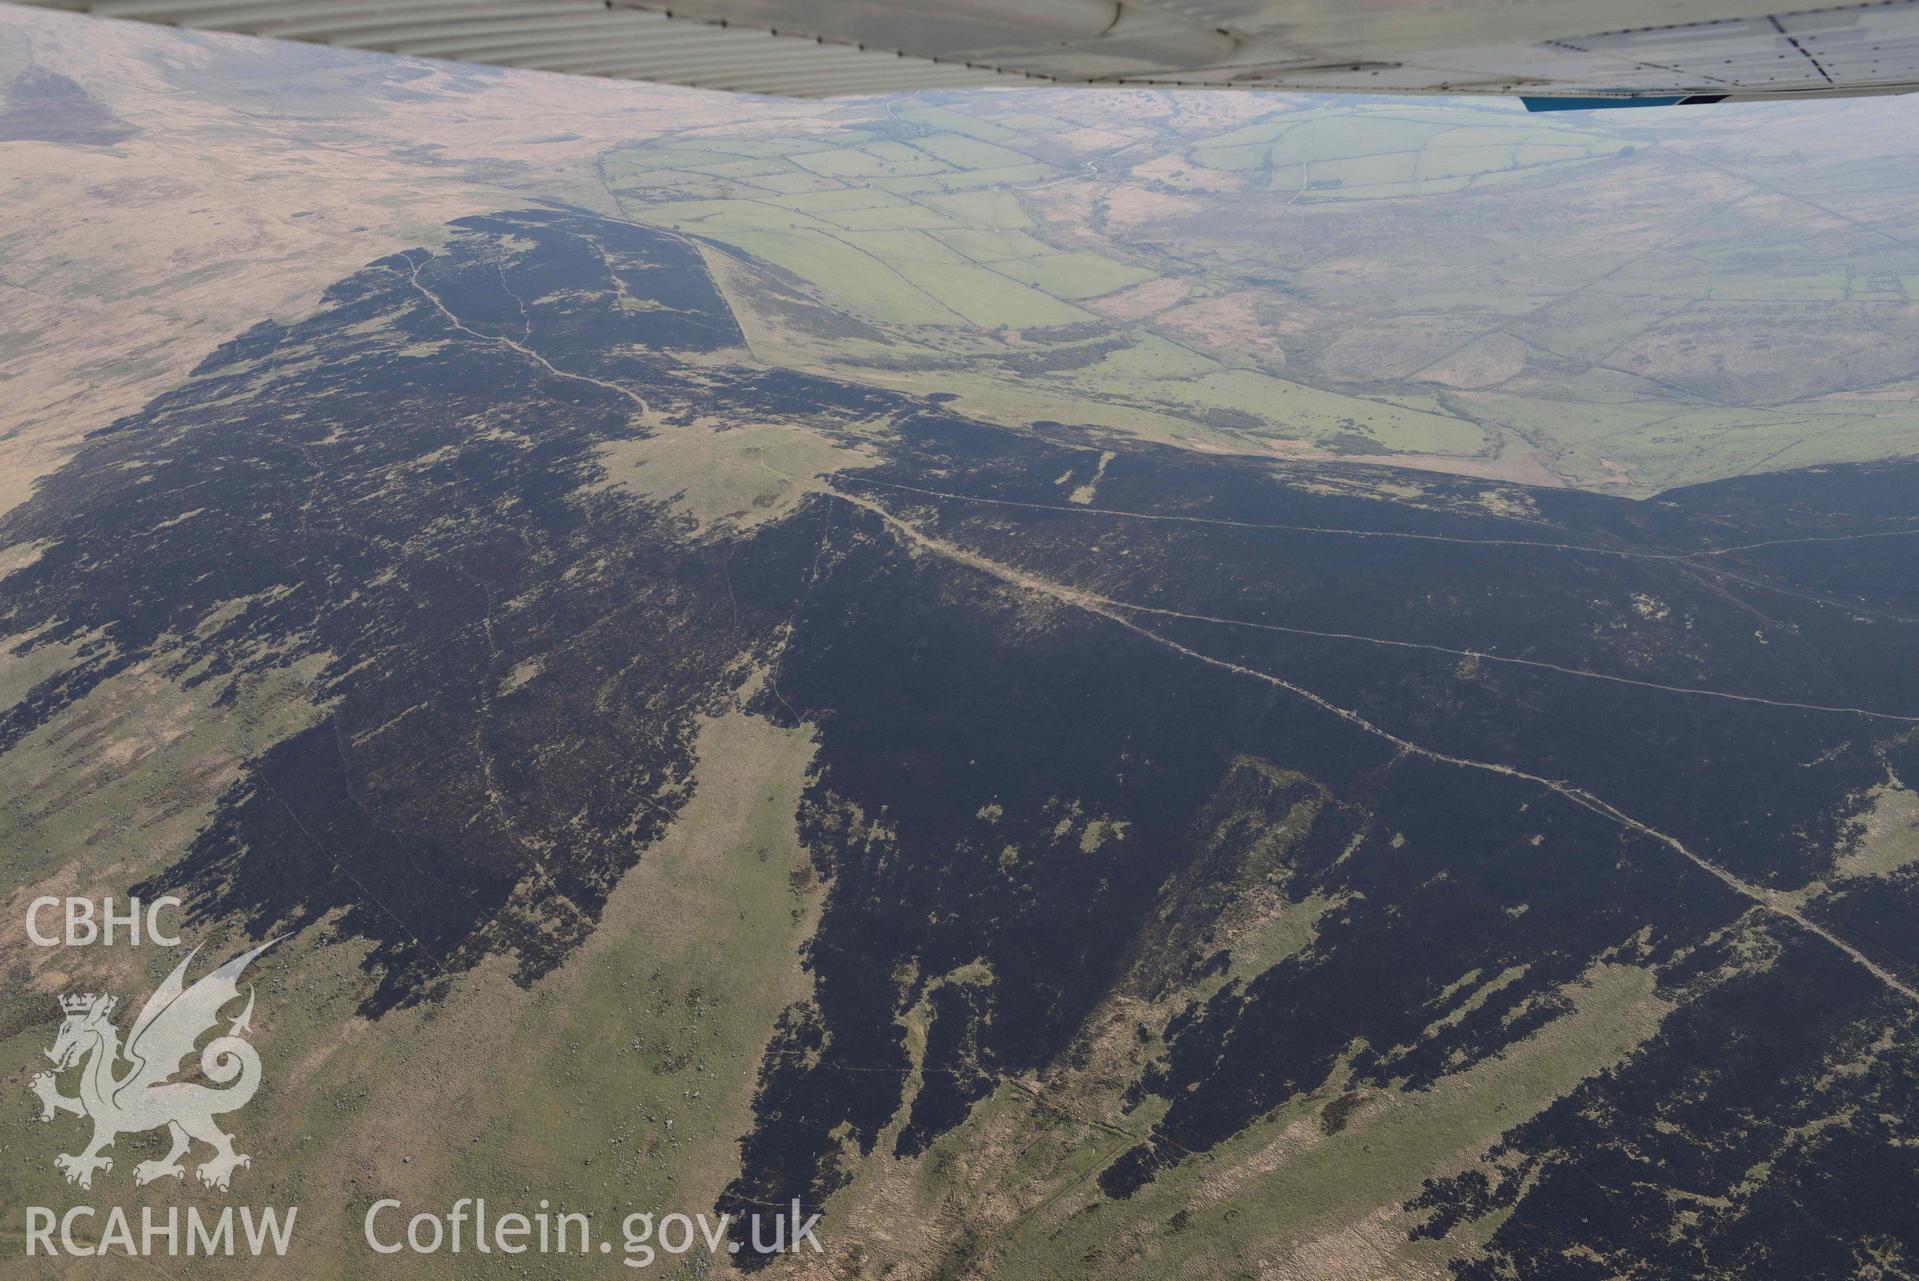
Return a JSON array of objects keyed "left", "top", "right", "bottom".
[
  {"left": 0, "top": 209, "right": 841, "bottom": 1007},
  {"left": 3, "top": 210, "right": 1917, "bottom": 1275}
]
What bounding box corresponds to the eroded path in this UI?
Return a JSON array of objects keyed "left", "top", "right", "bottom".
[{"left": 827, "top": 482, "right": 1919, "bottom": 1010}]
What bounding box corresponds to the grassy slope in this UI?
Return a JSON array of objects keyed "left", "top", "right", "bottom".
[{"left": 0, "top": 668, "right": 821, "bottom": 1280}]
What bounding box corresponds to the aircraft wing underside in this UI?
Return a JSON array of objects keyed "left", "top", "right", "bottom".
[{"left": 16, "top": 0, "right": 1919, "bottom": 103}]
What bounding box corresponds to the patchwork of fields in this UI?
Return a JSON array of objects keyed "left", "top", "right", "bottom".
[
  {"left": 1185, "top": 109, "right": 1626, "bottom": 199},
  {"left": 593, "top": 93, "right": 1919, "bottom": 494},
  {"left": 599, "top": 101, "right": 1515, "bottom": 463}
]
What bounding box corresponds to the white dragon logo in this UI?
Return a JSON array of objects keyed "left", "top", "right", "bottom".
[{"left": 29, "top": 940, "right": 277, "bottom": 1191}]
